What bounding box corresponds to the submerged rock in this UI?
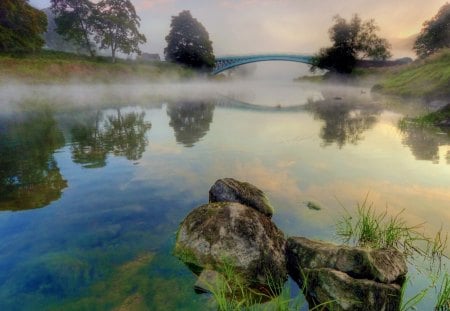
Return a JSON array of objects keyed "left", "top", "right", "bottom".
[
  {"left": 286, "top": 237, "right": 406, "bottom": 311},
  {"left": 194, "top": 269, "right": 223, "bottom": 294},
  {"left": 209, "top": 178, "right": 274, "bottom": 217},
  {"left": 174, "top": 202, "right": 286, "bottom": 292}
]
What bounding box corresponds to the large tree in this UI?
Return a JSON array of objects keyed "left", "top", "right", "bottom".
[
  {"left": 94, "top": 0, "right": 146, "bottom": 63},
  {"left": 0, "top": 0, "right": 47, "bottom": 53},
  {"left": 50, "top": 0, "right": 96, "bottom": 57},
  {"left": 414, "top": 3, "right": 450, "bottom": 58},
  {"left": 311, "top": 14, "right": 391, "bottom": 74},
  {"left": 165, "top": 10, "right": 215, "bottom": 70}
]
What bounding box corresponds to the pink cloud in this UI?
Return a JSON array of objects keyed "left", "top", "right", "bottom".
[{"left": 133, "top": 0, "right": 175, "bottom": 11}]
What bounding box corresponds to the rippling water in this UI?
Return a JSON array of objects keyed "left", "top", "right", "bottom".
[{"left": 0, "top": 81, "right": 448, "bottom": 310}]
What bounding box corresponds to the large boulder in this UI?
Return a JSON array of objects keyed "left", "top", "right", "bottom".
[
  {"left": 174, "top": 202, "right": 286, "bottom": 293},
  {"left": 286, "top": 237, "right": 406, "bottom": 311},
  {"left": 209, "top": 178, "right": 274, "bottom": 217}
]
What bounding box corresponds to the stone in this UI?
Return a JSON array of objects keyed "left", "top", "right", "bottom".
[
  {"left": 286, "top": 237, "right": 406, "bottom": 311},
  {"left": 209, "top": 178, "right": 274, "bottom": 217},
  {"left": 304, "top": 268, "right": 401, "bottom": 311},
  {"left": 174, "top": 202, "right": 286, "bottom": 292},
  {"left": 194, "top": 269, "right": 224, "bottom": 294},
  {"left": 286, "top": 237, "right": 407, "bottom": 284}
]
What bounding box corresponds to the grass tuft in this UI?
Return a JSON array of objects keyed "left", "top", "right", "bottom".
[{"left": 335, "top": 194, "right": 426, "bottom": 255}]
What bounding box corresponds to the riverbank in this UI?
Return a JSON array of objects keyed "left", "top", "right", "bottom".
[
  {"left": 372, "top": 49, "right": 450, "bottom": 100},
  {"left": 0, "top": 50, "right": 194, "bottom": 84},
  {"left": 297, "top": 49, "right": 450, "bottom": 101}
]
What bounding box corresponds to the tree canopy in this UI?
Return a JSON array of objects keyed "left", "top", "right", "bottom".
[
  {"left": 50, "top": 0, "right": 146, "bottom": 61},
  {"left": 94, "top": 0, "right": 146, "bottom": 63},
  {"left": 311, "top": 14, "right": 391, "bottom": 74},
  {"left": 0, "top": 0, "right": 47, "bottom": 53},
  {"left": 165, "top": 10, "right": 215, "bottom": 70},
  {"left": 50, "top": 0, "right": 97, "bottom": 56},
  {"left": 414, "top": 3, "right": 450, "bottom": 58}
]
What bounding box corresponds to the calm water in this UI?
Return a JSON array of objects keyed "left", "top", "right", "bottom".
[{"left": 0, "top": 81, "right": 449, "bottom": 310}]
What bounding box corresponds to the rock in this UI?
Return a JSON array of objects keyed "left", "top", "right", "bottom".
[
  {"left": 286, "top": 237, "right": 406, "bottom": 311},
  {"left": 174, "top": 202, "right": 286, "bottom": 292},
  {"left": 194, "top": 269, "right": 224, "bottom": 294},
  {"left": 286, "top": 237, "right": 407, "bottom": 284},
  {"left": 209, "top": 178, "right": 274, "bottom": 217},
  {"left": 304, "top": 268, "right": 401, "bottom": 311}
]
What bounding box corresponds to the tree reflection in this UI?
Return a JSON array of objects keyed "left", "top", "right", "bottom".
[
  {"left": 305, "top": 99, "right": 381, "bottom": 148},
  {"left": 400, "top": 125, "right": 450, "bottom": 164},
  {"left": 0, "top": 109, "right": 67, "bottom": 211},
  {"left": 71, "top": 109, "right": 151, "bottom": 168},
  {"left": 167, "top": 101, "right": 215, "bottom": 147}
]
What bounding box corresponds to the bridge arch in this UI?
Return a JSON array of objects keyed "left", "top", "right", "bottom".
[{"left": 212, "top": 54, "right": 313, "bottom": 75}]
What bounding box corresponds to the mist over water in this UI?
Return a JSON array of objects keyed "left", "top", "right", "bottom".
[{"left": 0, "top": 73, "right": 449, "bottom": 310}]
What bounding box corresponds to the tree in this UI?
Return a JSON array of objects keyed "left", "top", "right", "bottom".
[
  {"left": 50, "top": 0, "right": 97, "bottom": 57},
  {"left": 165, "top": 10, "right": 215, "bottom": 70},
  {"left": 414, "top": 3, "right": 450, "bottom": 58},
  {"left": 311, "top": 14, "right": 391, "bottom": 74},
  {"left": 94, "top": 0, "right": 146, "bottom": 63},
  {"left": 0, "top": 0, "right": 47, "bottom": 53}
]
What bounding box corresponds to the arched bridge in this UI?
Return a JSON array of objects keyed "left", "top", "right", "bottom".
[{"left": 212, "top": 54, "right": 313, "bottom": 75}]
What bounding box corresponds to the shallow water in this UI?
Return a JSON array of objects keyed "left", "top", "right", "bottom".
[{"left": 0, "top": 81, "right": 449, "bottom": 310}]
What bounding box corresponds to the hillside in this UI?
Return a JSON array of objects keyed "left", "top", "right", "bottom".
[
  {"left": 0, "top": 51, "right": 193, "bottom": 84},
  {"left": 373, "top": 49, "right": 450, "bottom": 99}
]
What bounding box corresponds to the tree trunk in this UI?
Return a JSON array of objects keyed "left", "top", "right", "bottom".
[{"left": 111, "top": 46, "right": 116, "bottom": 63}]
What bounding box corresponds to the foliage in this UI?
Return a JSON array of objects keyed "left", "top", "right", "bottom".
[
  {"left": 94, "top": 0, "right": 146, "bottom": 63},
  {"left": 50, "top": 0, "right": 97, "bottom": 57},
  {"left": 311, "top": 45, "right": 356, "bottom": 74},
  {"left": 414, "top": 3, "right": 450, "bottom": 58},
  {"left": 311, "top": 14, "right": 391, "bottom": 74},
  {"left": 165, "top": 10, "right": 215, "bottom": 70},
  {"left": 0, "top": 0, "right": 47, "bottom": 53}
]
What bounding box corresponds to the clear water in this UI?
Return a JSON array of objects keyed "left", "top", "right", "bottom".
[{"left": 0, "top": 81, "right": 449, "bottom": 310}]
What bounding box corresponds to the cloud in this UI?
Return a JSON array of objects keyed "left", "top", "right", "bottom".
[{"left": 133, "top": 0, "right": 175, "bottom": 11}]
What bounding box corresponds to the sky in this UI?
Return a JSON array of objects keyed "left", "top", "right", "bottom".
[{"left": 30, "top": 0, "right": 447, "bottom": 58}]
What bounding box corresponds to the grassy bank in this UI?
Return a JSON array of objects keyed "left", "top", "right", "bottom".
[
  {"left": 0, "top": 50, "right": 194, "bottom": 84},
  {"left": 373, "top": 49, "right": 450, "bottom": 99}
]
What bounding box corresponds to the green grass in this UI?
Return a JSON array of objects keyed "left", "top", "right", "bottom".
[
  {"left": 436, "top": 273, "right": 450, "bottom": 310},
  {"left": 335, "top": 196, "right": 450, "bottom": 310},
  {"left": 400, "top": 278, "right": 429, "bottom": 311},
  {"left": 0, "top": 50, "right": 194, "bottom": 84},
  {"left": 399, "top": 104, "right": 450, "bottom": 127},
  {"left": 201, "top": 258, "right": 335, "bottom": 311},
  {"left": 335, "top": 195, "right": 426, "bottom": 255},
  {"left": 374, "top": 49, "right": 450, "bottom": 99}
]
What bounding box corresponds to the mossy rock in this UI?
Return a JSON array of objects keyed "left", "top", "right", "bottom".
[{"left": 174, "top": 202, "right": 286, "bottom": 292}]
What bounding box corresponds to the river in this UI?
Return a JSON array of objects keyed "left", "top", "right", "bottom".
[{"left": 0, "top": 80, "right": 448, "bottom": 310}]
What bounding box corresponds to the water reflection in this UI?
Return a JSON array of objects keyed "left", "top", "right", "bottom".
[
  {"left": 400, "top": 125, "right": 450, "bottom": 164},
  {"left": 305, "top": 97, "right": 382, "bottom": 148},
  {"left": 70, "top": 109, "right": 152, "bottom": 168},
  {"left": 0, "top": 108, "right": 67, "bottom": 211},
  {"left": 167, "top": 101, "right": 215, "bottom": 147}
]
